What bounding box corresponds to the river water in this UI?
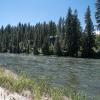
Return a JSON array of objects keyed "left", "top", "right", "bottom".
[{"left": 0, "top": 53, "right": 100, "bottom": 98}]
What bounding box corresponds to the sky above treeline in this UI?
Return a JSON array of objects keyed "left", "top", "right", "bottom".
[{"left": 0, "top": 0, "right": 96, "bottom": 28}]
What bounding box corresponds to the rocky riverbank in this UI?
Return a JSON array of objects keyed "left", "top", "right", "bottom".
[{"left": 0, "top": 66, "right": 90, "bottom": 100}]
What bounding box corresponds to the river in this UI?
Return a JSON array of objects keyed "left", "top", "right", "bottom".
[{"left": 0, "top": 53, "right": 100, "bottom": 99}]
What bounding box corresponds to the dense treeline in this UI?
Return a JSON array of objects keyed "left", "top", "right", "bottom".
[
  {"left": 0, "top": 6, "right": 100, "bottom": 58},
  {"left": 95, "top": 0, "right": 100, "bottom": 29}
]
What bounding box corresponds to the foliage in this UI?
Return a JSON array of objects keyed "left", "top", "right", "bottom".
[
  {"left": 65, "top": 8, "right": 82, "bottom": 57},
  {"left": 42, "top": 37, "right": 50, "bottom": 55},
  {"left": 95, "top": 0, "right": 100, "bottom": 29},
  {"left": 54, "top": 37, "right": 62, "bottom": 56},
  {"left": 0, "top": 6, "right": 99, "bottom": 58},
  {"left": 82, "top": 6, "right": 95, "bottom": 58}
]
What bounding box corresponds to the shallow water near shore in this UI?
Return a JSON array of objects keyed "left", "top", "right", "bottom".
[{"left": 0, "top": 53, "right": 100, "bottom": 99}]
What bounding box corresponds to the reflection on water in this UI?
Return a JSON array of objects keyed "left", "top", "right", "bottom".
[{"left": 0, "top": 53, "right": 100, "bottom": 98}]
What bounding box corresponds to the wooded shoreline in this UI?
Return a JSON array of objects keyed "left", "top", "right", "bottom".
[{"left": 0, "top": 6, "right": 100, "bottom": 59}]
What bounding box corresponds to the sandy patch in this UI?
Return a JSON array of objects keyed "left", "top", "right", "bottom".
[{"left": 0, "top": 87, "right": 32, "bottom": 100}]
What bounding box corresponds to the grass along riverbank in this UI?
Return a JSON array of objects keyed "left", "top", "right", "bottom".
[{"left": 0, "top": 66, "right": 97, "bottom": 100}]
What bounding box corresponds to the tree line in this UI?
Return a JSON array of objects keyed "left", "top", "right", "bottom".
[{"left": 0, "top": 1, "right": 100, "bottom": 58}]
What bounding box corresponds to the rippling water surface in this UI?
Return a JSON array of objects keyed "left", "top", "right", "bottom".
[{"left": 0, "top": 53, "right": 100, "bottom": 98}]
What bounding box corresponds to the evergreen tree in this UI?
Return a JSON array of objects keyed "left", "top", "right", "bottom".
[
  {"left": 62, "top": 18, "right": 65, "bottom": 39},
  {"left": 65, "top": 7, "right": 73, "bottom": 56},
  {"left": 65, "top": 8, "right": 81, "bottom": 56},
  {"left": 82, "top": 6, "right": 95, "bottom": 58},
  {"left": 58, "top": 17, "right": 65, "bottom": 39},
  {"left": 49, "top": 21, "right": 57, "bottom": 36},
  {"left": 54, "top": 37, "right": 62, "bottom": 56},
  {"left": 72, "top": 10, "right": 82, "bottom": 56},
  {"left": 33, "top": 37, "right": 39, "bottom": 55},
  {"left": 42, "top": 37, "right": 50, "bottom": 55},
  {"left": 95, "top": 0, "right": 100, "bottom": 29},
  {"left": 0, "top": 26, "right": 4, "bottom": 52},
  {"left": 58, "top": 17, "right": 63, "bottom": 35},
  {"left": 33, "top": 45, "right": 39, "bottom": 55}
]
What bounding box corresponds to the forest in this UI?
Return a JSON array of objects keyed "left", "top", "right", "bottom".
[{"left": 0, "top": 0, "right": 100, "bottom": 58}]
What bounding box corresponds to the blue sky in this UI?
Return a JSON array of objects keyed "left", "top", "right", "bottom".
[{"left": 0, "top": 0, "right": 96, "bottom": 27}]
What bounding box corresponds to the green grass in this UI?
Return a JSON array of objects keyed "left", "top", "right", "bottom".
[{"left": 0, "top": 67, "right": 97, "bottom": 100}]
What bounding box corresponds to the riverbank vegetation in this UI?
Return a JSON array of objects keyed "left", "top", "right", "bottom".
[{"left": 0, "top": 67, "right": 97, "bottom": 100}]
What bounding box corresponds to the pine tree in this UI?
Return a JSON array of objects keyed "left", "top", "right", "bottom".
[
  {"left": 95, "top": 0, "right": 100, "bottom": 29},
  {"left": 0, "top": 26, "right": 4, "bottom": 52},
  {"left": 65, "top": 8, "right": 81, "bottom": 57},
  {"left": 58, "top": 17, "right": 65, "bottom": 39},
  {"left": 65, "top": 8, "right": 73, "bottom": 56},
  {"left": 49, "top": 21, "right": 57, "bottom": 36},
  {"left": 82, "top": 6, "right": 95, "bottom": 58},
  {"left": 54, "top": 37, "right": 62, "bottom": 56},
  {"left": 58, "top": 17, "right": 63, "bottom": 35},
  {"left": 42, "top": 37, "right": 50, "bottom": 55},
  {"left": 33, "top": 37, "right": 39, "bottom": 55},
  {"left": 72, "top": 10, "right": 82, "bottom": 56}
]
